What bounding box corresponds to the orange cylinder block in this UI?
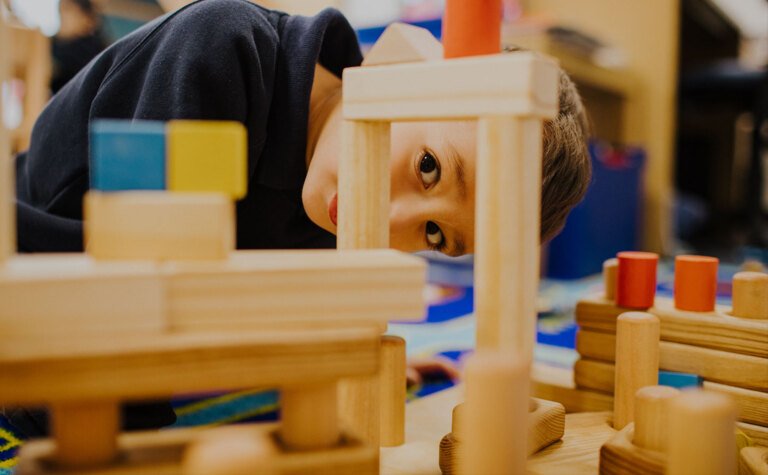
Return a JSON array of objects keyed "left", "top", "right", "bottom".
[
  {"left": 442, "top": 0, "right": 502, "bottom": 58},
  {"left": 616, "top": 251, "right": 659, "bottom": 309},
  {"left": 674, "top": 255, "right": 718, "bottom": 312}
]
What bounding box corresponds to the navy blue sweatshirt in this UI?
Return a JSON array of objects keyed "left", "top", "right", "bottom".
[{"left": 10, "top": 0, "right": 362, "bottom": 436}]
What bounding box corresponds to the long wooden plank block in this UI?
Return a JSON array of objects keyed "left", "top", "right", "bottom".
[
  {"left": 0, "top": 326, "right": 379, "bottom": 405},
  {"left": 576, "top": 294, "right": 768, "bottom": 358},
  {"left": 576, "top": 330, "right": 768, "bottom": 391},
  {"left": 343, "top": 52, "right": 558, "bottom": 121},
  {"left": 166, "top": 249, "right": 425, "bottom": 330},
  {"left": 0, "top": 255, "right": 165, "bottom": 338},
  {"left": 0, "top": 16, "right": 14, "bottom": 263}
]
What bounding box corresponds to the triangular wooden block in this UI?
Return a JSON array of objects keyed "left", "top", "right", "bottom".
[{"left": 362, "top": 23, "right": 443, "bottom": 66}]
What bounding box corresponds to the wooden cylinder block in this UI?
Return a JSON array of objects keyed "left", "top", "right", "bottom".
[
  {"left": 732, "top": 272, "right": 768, "bottom": 319},
  {"left": 442, "top": 0, "right": 502, "bottom": 58},
  {"left": 633, "top": 385, "right": 680, "bottom": 452},
  {"left": 613, "top": 311, "right": 660, "bottom": 430},
  {"left": 380, "top": 335, "right": 406, "bottom": 447},
  {"left": 184, "top": 427, "right": 276, "bottom": 475},
  {"left": 616, "top": 251, "right": 659, "bottom": 309},
  {"left": 51, "top": 400, "right": 119, "bottom": 468},
  {"left": 674, "top": 255, "right": 718, "bottom": 312},
  {"left": 604, "top": 258, "right": 618, "bottom": 301},
  {"left": 667, "top": 390, "right": 738, "bottom": 475},
  {"left": 459, "top": 351, "right": 529, "bottom": 475},
  {"left": 280, "top": 382, "right": 339, "bottom": 450}
]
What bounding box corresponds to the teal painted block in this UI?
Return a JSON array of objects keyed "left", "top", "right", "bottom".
[
  {"left": 90, "top": 120, "right": 166, "bottom": 191},
  {"left": 659, "top": 370, "right": 702, "bottom": 389}
]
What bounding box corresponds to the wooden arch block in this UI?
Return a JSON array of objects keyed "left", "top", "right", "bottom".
[{"left": 362, "top": 23, "right": 442, "bottom": 67}]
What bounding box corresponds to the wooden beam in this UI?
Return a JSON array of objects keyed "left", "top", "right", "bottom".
[
  {"left": 343, "top": 53, "right": 559, "bottom": 121},
  {"left": 0, "top": 15, "right": 14, "bottom": 263}
]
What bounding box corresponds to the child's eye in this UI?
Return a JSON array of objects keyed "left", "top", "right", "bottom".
[
  {"left": 426, "top": 221, "right": 444, "bottom": 248},
  {"left": 419, "top": 152, "right": 440, "bottom": 187}
]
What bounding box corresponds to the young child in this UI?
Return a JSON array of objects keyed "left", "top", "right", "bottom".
[{"left": 12, "top": 0, "right": 590, "bottom": 435}]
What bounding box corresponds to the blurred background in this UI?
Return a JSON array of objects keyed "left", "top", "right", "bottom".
[{"left": 1, "top": 0, "right": 767, "bottom": 272}]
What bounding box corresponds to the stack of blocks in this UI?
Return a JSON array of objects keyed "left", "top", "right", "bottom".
[{"left": 571, "top": 252, "right": 768, "bottom": 473}]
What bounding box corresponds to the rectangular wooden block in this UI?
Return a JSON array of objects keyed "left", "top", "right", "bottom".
[
  {"left": 90, "top": 120, "right": 166, "bottom": 191},
  {"left": 165, "top": 249, "right": 426, "bottom": 330},
  {"left": 529, "top": 398, "right": 566, "bottom": 454},
  {"left": 84, "top": 191, "right": 235, "bottom": 261},
  {"left": 576, "top": 330, "right": 768, "bottom": 391},
  {"left": 343, "top": 52, "right": 559, "bottom": 120},
  {"left": 0, "top": 254, "right": 164, "bottom": 339},
  {"left": 167, "top": 120, "right": 247, "bottom": 199},
  {"left": 0, "top": 326, "right": 380, "bottom": 405},
  {"left": 576, "top": 294, "right": 768, "bottom": 358}
]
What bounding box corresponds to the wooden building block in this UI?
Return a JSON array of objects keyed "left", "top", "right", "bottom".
[
  {"left": 343, "top": 52, "right": 559, "bottom": 121},
  {"left": 616, "top": 252, "right": 658, "bottom": 309},
  {"left": 674, "top": 255, "right": 718, "bottom": 312},
  {"left": 380, "top": 335, "right": 406, "bottom": 447},
  {"left": 613, "top": 312, "right": 659, "bottom": 429},
  {"left": 740, "top": 422, "right": 768, "bottom": 447},
  {"left": 604, "top": 257, "right": 618, "bottom": 301},
  {"left": 280, "top": 382, "right": 339, "bottom": 450},
  {"left": 167, "top": 120, "right": 247, "bottom": 199},
  {"left": 0, "top": 17, "right": 14, "bottom": 264},
  {"left": 50, "top": 400, "right": 119, "bottom": 469},
  {"left": 459, "top": 352, "right": 529, "bottom": 475},
  {"left": 442, "top": 0, "right": 501, "bottom": 58},
  {"left": 0, "top": 254, "right": 164, "bottom": 338},
  {"left": 667, "top": 390, "right": 738, "bottom": 475},
  {"left": 183, "top": 427, "right": 277, "bottom": 475},
  {"left": 0, "top": 326, "right": 379, "bottom": 405},
  {"left": 84, "top": 191, "right": 235, "bottom": 261},
  {"left": 733, "top": 272, "right": 768, "bottom": 320},
  {"left": 704, "top": 382, "right": 768, "bottom": 428},
  {"left": 633, "top": 385, "right": 679, "bottom": 452},
  {"left": 338, "top": 373, "right": 380, "bottom": 447},
  {"left": 740, "top": 446, "right": 768, "bottom": 475},
  {"left": 362, "top": 23, "right": 442, "bottom": 66},
  {"left": 574, "top": 358, "right": 616, "bottom": 394},
  {"left": 90, "top": 120, "right": 166, "bottom": 191},
  {"left": 576, "top": 295, "right": 768, "bottom": 358},
  {"left": 165, "top": 249, "right": 425, "bottom": 329},
  {"left": 599, "top": 423, "right": 665, "bottom": 475}
]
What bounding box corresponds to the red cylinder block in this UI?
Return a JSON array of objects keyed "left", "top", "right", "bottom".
[
  {"left": 442, "top": 0, "right": 502, "bottom": 58},
  {"left": 674, "top": 255, "right": 718, "bottom": 312},
  {"left": 616, "top": 251, "right": 659, "bottom": 309}
]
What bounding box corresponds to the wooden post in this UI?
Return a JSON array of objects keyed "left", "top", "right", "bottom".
[
  {"left": 603, "top": 258, "right": 618, "bottom": 301},
  {"left": 475, "top": 116, "right": 542, "bottom": 360},
  {"left": 613, "top": 311, "right": 660, "bottom": 429},
  {"left": 184, "top": 427, "right": 276, "bottom": 475},
  {"left": 633, "top": 385, "right": 679, "bottom": 452},
  {"left": 667, "top": 390, "right": 738, "bottom": 475},
  {"left": 51, "top": 400, "right": 120, "bottom": 468},
  {"left": 380, "top": 335, "right": 406, "bottom": 447},
  {"left": 0, "top": 13, "right": 15, "bottom": 264},
  {"left": 280, "top": 382, "right": 340, "bottom": 450},
  {"left": 459, "top": 352, "right": 529, "bottom": 475},
  {"left": 337, "top": 119, "right": 394, "bottom": 446},
  {"left": 732, "top": 272, "right": 768, "bottom": 319}
]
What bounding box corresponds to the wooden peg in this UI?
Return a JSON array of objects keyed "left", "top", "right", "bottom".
[
  {"left": 362, "top": 23, "right": 442, "bottom": 66},
  {"left": 459, "top": 351, "right": 529, "bottom": 475},
  {"left": 613, "top": 311, "right": 660, "bottom": 429},
  {"left": 280, "top": 382, "right": 340, "bottom": 450},
  {"left": 183, "top": 427, "right": 276, "bottom": 475},
  {"left": 667, "top": 390, "right": 738, "bottom": 475},
  {"left": 732, "top": 272, "right": 768, "bottom": 319},
  {"left": 442, "top": 0, "right": 502, "bottom": 58},
  {"left": 380, "top": 335, "right": 406, "bottom": 447},
  {"left": 633, "top": 385, "right": 680, "bottom": 452},
  {"left": 616, "top": 251, "right": 659, "bottom": 309},
  {"left": 674, "top": 255, "right": 718, "bottom": 312},
  {"left": 51, "top": 400, "right": 119, "bottom": 468},
  {"left": 604, "top": 258, "right": 618, "bottom": 301}
]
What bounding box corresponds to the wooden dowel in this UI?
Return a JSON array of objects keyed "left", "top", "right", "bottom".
[
  {"left": 380, "top": 335, "right": 406, "bottom": 447},
  {"left": 339, "top": 374, "right": 380, "bottom": 447},
  {"left": 633, "top": 385, "right": 680, "bottom": 452},
  {"left": 280, "top": 382, "right": 339, "bottom": 450},
  {"left": 184, "top": 427, "right": 276, "bottom": 475},
  {"left": 667, "top": 390, "right": 738, "bottom": 475},
  {"left": 613, "top": 311, "right": 660, "bottom": 429},
  {"left": 51, "top": 400, "right": 119, "bottom": 468},
  {"left": 459, "top": 351, "right": 529, "bottom": 475},
  {"left": 603, "top": 258, "right": 618, "bottom": 301},
  {"left": 732, "top": 272, "right": 768, "bottom": 319}
]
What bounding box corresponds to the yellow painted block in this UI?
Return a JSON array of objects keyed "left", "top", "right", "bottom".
[
  {"left": 84, "top": 191, "right": 235, "bottom": 261},
  {"left": 167, "top": 120, "right": 247, "bottom": 199}
]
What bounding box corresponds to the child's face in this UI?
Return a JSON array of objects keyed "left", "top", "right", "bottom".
[{"left": 303, "top": 120, "right": 477, "bottom": 256}]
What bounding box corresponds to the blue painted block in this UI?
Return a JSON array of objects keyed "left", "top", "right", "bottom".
[
  {"left": 659, "top": 370, "right": 703, "bottom": 389},
  {"left": 90, "top": 120, "right": 166, "bottom": 191}
]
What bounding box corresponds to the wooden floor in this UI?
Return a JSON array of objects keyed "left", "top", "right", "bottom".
[{"left": 381, "top": 386, "right": 615, "bottom": 474}]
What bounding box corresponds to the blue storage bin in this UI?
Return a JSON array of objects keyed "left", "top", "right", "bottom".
[{"left": 545, "top": 140, "right": 645, "bottom": 279}]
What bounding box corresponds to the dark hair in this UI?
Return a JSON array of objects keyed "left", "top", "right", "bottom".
[{"left": 539, "top": 68, "right": 591, "bottom": 242}]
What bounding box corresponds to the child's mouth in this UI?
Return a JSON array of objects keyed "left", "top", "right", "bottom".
[{"left": 329, "top": 193, "right": 338, "bottom": 226}]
